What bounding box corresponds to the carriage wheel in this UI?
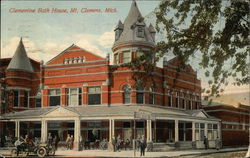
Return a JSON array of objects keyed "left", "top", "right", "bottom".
[
  {"left": 11, "top": 148, "right": 17, "bottom": 157},
  {"left": 48, "top": 147, "right": 55, "bottom": 156},
  {"left": 37, "top": 147, "right": 46, "bottom": 157}
]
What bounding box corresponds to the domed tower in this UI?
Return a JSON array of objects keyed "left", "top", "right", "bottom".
[
  {"left": 5, "top": 38, "right": 34, "bottom": 108},
  {"left": 112, "top": 0, "right": 156, "bottom": 65}
]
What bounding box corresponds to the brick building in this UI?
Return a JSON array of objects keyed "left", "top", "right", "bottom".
[
  {"left": 1, "top": 0, "right": 247, "bottom": 150},
  {"left": 203, "top": 102, "right": 249, "bottom": 147}
]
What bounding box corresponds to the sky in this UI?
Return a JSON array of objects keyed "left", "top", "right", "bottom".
[{"left": 1, "top": 0, "right": 249, "bottom": 100}]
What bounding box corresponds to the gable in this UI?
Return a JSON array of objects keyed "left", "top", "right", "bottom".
[
  {"left": 166, "top": 57, "right": 196, "bottom": 74},
  {"left": 46, "top": 44, "right": 105, "bottom": 65},
  {"left": 195, "top": 111, "right": 208, "bottom": 118},
  {"left": 44, "top": 106, "right": 79, "bottom": 117},
  {"left": 192, "top": 110, "right": 209, "bottom": 118}
]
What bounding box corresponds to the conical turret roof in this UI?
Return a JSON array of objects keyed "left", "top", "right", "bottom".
[
  {"left": 113, "top": 0, "right": 155, "bottom": 48},
  {"left": 7, "top": 38, "right": 34, "bottom": 73}
]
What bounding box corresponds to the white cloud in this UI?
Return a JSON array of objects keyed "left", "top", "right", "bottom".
[
  {"left": 1, "top": 31, "right": 112, "bottom": 62},
  {"left": 98, "top": 31, "right": 115, "bottom": 48},
  {"left": 76, "top": 38, "right": 106, "bottom": 57},
  {"left": 1, "top": 36, "right": 37, "bottom": 59}
]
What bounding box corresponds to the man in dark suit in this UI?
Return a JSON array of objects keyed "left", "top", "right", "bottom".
[{"left": 140, "top": 135, "right": 147, "bottom": 156}]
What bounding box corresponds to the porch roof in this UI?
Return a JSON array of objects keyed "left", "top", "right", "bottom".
[{"left": 1, "top": 105, "right": 219, "bottom": 121}]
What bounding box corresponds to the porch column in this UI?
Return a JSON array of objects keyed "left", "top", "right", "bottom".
[
  {"left": 41, "top": 120, "right": 48, "bottom": 143},
  {"left": 74, "top": 118, "right": 81, "bottom": 151},
  {"left": 109, "top": 119, "right": 112, "bottom": 142},
  {"left": 205, "top": 123, "right": 208, "bottom": 137},
  {"left": 218, "top": 122, "right": 221, "bottom": 139},
  {"left": 146, "top": 120, "right": 152, "bottom": 142},
  {"left": 15, "top": 121, "right": 20, "bottom": 138},
  {"left": 175, "top": 120, "right": 179, "bottom": 142},
  {"left": 192, "top": 122, "right": 195, "bottom": 141},
  {"left": 112, "top": 119, "right": 115, "bottom": 137}
]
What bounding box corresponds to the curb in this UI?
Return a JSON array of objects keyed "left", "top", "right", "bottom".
[{"left": 179, "top": 148, "right": 248, "bottom": 157}]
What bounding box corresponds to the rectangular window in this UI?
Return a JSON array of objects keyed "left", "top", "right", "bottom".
[
  {"left": 168, "top": 95, "right": 172, "bottom": 106},
  {"left": 137, "top": 26, "right": 144, "bottom": 38},
  {"left": 136, "top": 92, "right": 144, "bottom": 104},
  {"left": 149, "top": 93, "right": 154, "bottom": 104},
  {"left": 122, "top": 51, "right": 131, "bottom": 63},
  {"left": 123, "top": 122, "right": 131, "bottom": 128},
  {"left": 13, "top": 90, "right": 19, "bottom": 107},
  {"left": 49, "top": 89, "right": 61, "bottom": 106},
  {"left": 208, "top": 124, "right": 212, "bottom": 140},
  {"left": 88, "top": 86, "right": 101, "bottom": 105},
  {"left": 66, "top": 88, "right": 82, "bottom": 106},
  {"left": 78, "top": 88, "right": 82, "bottom": 105},
  {"left": 200, "top": 123, "right": 205, "bottom": 140},
  {"left": 24, "top": 91, "right": 29, "bottom": 107},
  {"left": 190, "top": 94, "right": 193, "bottom": 109},
  {"left": 176, "top": 92, "right": 179, "bottom": 108},
  {"left": 182, "top": 93, "right": 186, "bottom": 109},
  {"left": 36, "top": 98, "right": 41, "bottom": 107},
  {"left": 136, "top": 121, "right": 144, "bottom": 128},
  {"left": 114, "top": 53, "right": 119, "bottom": 64}
]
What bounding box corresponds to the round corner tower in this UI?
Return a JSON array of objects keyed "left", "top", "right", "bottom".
[{"left": 112, "top": 0, "right": 156, "bottom": 65}]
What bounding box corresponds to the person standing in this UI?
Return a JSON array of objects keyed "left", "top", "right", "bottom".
[
  {"left": 111, "top": 136, "right": 117, "bottom": 152},
  {"left": 215, "top": 136, "right": 221, "bottom": 150},
  {"left": 66, "top": 134, "right": 71, "bottom": 150},
  {"left": 47, "top": 133, "right": 53, "bottom": 147},
  {"left": 116, "top": 135, "right": 121, "bottom": 152},
  {"left": 203, "top": 136, "right": 208, "bottom": 150},
  {"left": 140, "top": 135, "right": 147, "bottom": 156},
  {"left": 53, "top": 135, "right": 60, "bottom": 150},
  {"left": 125, "top": 138, "right": 130, "bottom": 150},
  {"left": 70, "top": 135, "right": 74, "bottom": 150}
]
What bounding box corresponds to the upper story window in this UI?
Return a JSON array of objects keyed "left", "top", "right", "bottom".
[
  {"left": 114, "top": 53, "right": 119, "bottom": 64},
  {"left": 122, "top": 51, "right": 131, "bottom": 63},
  {"left": 149, "top": 87, "right": 155, "bottom": 104},
  {"left": 168, "top": 89, "right": 173, "bottom": 107},
  {"left": 88, "top": 86, "right": 101, "bottom": 105},
  {"left": 137, "top": 26, "right": 144, "bottom": 38},
  {"left": 176, "top": 91, "right": 180, "bottom": 108},
  {"left": 49, "top": 89, "right": 61, "bottom": 106},
  {"left": 24, "top": 91, "right": 29, "bottom": 107},
  {"left": 13, "top": 90, "right": 19, "bottom": 107},
  {"left": 64, "top": 57, "right": 86, "bottom": 65},
  {"left": 35, "top": 89, "right": 42, "bottom": 108},
  {"left": 66, "top": 88, "right": 82, "bottom": 106},
  {"left": 123, "top": 85, "right": 131, "bottom": 104},
  {"left": 136, "top": 85, "right": 144, "bottom": 104}
]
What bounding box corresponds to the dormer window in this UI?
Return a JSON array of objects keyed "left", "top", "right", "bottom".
[
  {"left": 115, "top": 31, "right": 120, "bottom": 41},
  {"left": 137, "top": 26, "right": 144, "bottom": 38}
]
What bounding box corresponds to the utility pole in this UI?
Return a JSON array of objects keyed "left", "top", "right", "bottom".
[{"left": 245, "top": 109, "right": 250, "bottom": 158}]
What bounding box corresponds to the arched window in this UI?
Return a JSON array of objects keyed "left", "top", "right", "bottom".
[
  {"left": 136, "top": 85, "right": 144, "bottom": 104},
  {"left": 123, "top": 85, "right": 131, "bottom": 104},
  {"left": 149, "top": 86, "right": 154, "bottom": 104},
  {"left": 168, "top": 89, "right": 173, "bottom": 107}
]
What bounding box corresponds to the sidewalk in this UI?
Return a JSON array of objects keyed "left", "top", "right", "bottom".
[{"left": 0, "top": 146, "right": 247, "bottom": 157}]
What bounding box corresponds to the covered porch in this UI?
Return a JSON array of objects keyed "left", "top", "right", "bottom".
[{"left": 1, "top": 105, "right": 221, "bottom": 150}]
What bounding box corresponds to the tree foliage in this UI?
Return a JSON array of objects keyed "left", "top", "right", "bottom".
[{"left": 154, "top": 0, "right": 249, "bottom": 96}]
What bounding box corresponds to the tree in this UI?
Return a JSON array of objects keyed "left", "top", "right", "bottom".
[{"left": 154, "top": 0, "right": 249, "bottom": 96}]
